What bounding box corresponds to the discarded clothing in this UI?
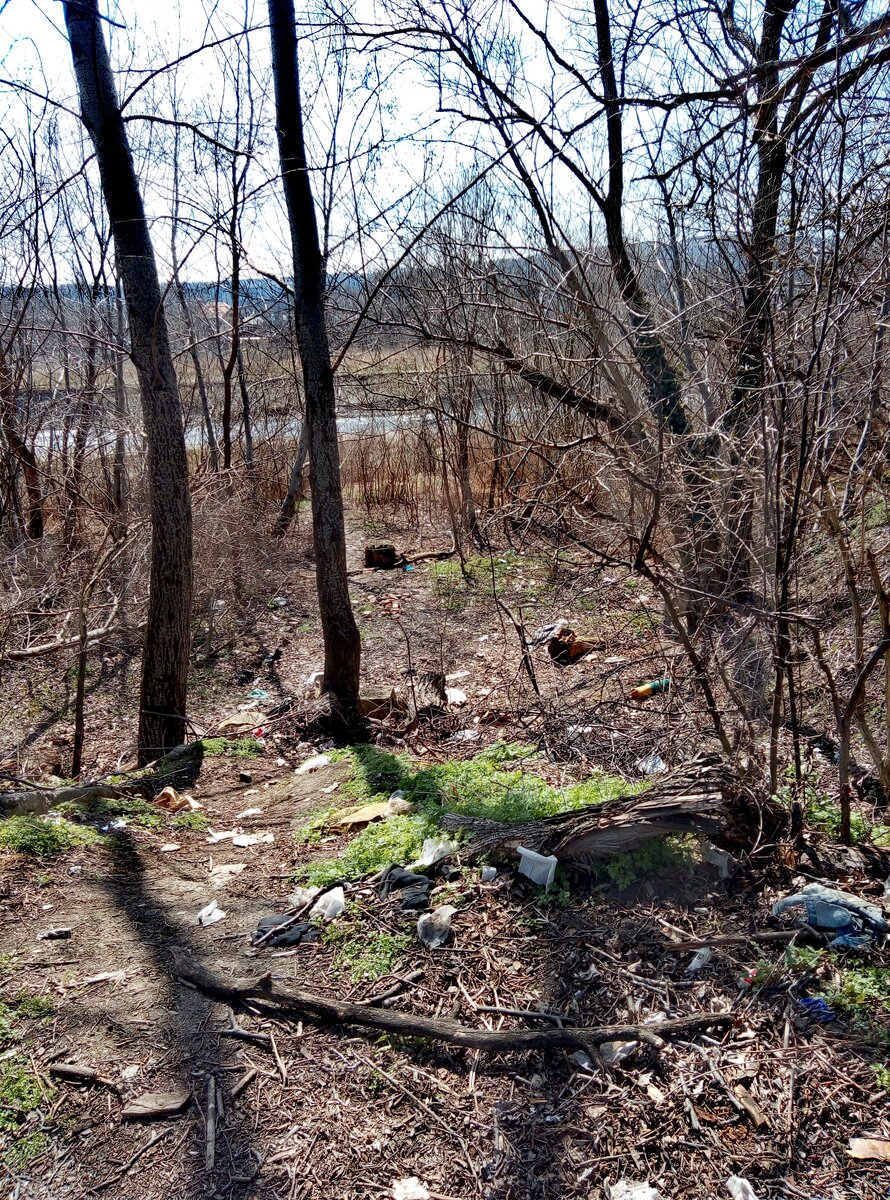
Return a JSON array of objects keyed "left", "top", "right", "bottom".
[
  {"left": 772, "top": 883, "right": 887, "bottom": 946},
  {"left": 252, "top": 915, "right": 319, "bottom": 947},
  {"left": 797, "top": 996, "right": 837, "bottom": 1023},
  {"left": 376, "top": 865, "right": 432, "bottom": 911}
]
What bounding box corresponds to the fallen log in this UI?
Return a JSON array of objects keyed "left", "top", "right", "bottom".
[
  {"left": 0, "top": 742, "right": 204, "bottom": 817},
  {"left": 441, "top": 753, "right": 787, "bottom": 863},
  {"left": 174, "top": 955, "right": 732, "bottom": 1055}
]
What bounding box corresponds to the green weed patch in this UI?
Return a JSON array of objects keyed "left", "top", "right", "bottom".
[
  {"left": 0, "top": 816, "right": 98, "bottom": 858},
  {"left": 298, "top": 742, "right": 642, "bottom": 886}
]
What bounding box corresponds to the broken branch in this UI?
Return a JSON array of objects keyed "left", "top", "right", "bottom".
[{"left": 174, "top": 956, "right": 732, "bottom": 1055}]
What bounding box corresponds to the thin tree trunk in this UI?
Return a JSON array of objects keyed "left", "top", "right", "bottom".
[
  {"left": 271, "top": 417, "right": 308, "bottom": 537},
  {"left": 237, "top": 341, "right": 255, "bottom": 482},
  {"left": 111, "top": 283, "right": 128, "bottom": 539},
  {"left": 173, "top": 272, "right": 219, "bottom": 472},
  {"left": 64, "top": 0, "right": 193, "bottom": 763},
  {"left": 267, "top": 0, "right": 360, "bottom": 707},
  {"left": 0, "top": 350, "right": 44, "bottom": 540}
]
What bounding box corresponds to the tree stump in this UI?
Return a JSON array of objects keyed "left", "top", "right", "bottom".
[{"left": 364, "top": 543, "right": 399, "bottom": 570}]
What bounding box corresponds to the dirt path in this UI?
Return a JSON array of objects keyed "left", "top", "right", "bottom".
[{"left": 3, "top": 745, "right": 889, "bottom": 1199}]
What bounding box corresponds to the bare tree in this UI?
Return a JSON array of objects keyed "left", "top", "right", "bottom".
[
  {"left": 63, "top": 0, "right": 193, "bottom": 762},
  {"left": 267, "top": 0, "right": 361, "bottom": 712}
]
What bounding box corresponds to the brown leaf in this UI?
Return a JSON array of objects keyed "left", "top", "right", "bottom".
[{"left": 848, "top": 1137, "right": 890, "bottom": 1160}]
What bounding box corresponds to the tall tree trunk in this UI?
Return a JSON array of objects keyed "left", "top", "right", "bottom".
[
  {"left": 591, "top": 0, "right": 688, "bottom": 437},
  {"left": 64, "top": 0, "right": 193, "bottom": 763},
  {"left": 237, "top": 342, "right": 256, "bottom": 484},
  {"left": 172, "top": 272, "right": 219, "bottom": 472},
  {"left": 267, "top": 0, "right": 361, "bottom": 707}
]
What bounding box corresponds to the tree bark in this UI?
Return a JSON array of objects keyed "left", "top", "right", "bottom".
[
  {"left": 64, "top": 0, "right": 193, "bottom": 763},
  {"left": 267, "top": 0, "right": 360, "bottom": 706}
]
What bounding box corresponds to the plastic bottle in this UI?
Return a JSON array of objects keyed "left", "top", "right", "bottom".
[{"left": 629, "top": 678, "right": 670, "bottom": 701}]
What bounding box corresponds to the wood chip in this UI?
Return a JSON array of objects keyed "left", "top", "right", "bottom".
[
  {"left": 732, "top": 1084, "right": 770, "bottom": 1128},
  {"left": 122, "top": 1089, "right": 191, "bottom": 1119}
]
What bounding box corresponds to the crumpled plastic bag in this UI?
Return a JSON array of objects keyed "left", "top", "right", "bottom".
[
  {"left": 772, "top": 883, "right": 887, "bottom": 946},
  {"left": 609, "top": 1183, "right": 662, "bottom": 1200},
  {"left": 725, "top": 1178, "right": 759, "bottom": 1200}
]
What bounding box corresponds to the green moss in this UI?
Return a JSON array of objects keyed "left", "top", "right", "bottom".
[
  {"left": 298, "top": 742, "right": 639, "bottom": 885},
  {"left": 293, "top": 807, "right": 339, "bottom": 847},
  {"left": 0, "top": 816, "right": 98, "bottom": 858},
  {"left": 303, "top": 812, "right": 438, "bottom": 886},
  {"left": 201, "top": 737, "right": 260, "bottom": 759},
  {"left": 430, "top": 561, "right": 470, "bottom": 609},
  {"left": 0, "top": 1003, "right": 15, "bottom": 1045},
  {"left": 0, "top": 1058, "right": 51, "bottom": 1130},
  {"left": 0, "top": 993, "right": 53, "bottom": 1046},
  {"left": 3, "top": 1130, "right": 52, "bottom": 1172},
  {"left": 827, "top": 967, "right": 890, "bottom": 1016},
  {"left": 56, "top": 795, "right": 165, "bottom": 832},
  {"left": 596, "top": 835, "right": 697, "bottom": 890}
]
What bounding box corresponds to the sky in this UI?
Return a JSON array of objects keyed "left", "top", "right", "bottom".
[
  {"left": 0, "top": 0, "right": 452, "bottom": 282},
  {"left": 0, "top": 0, "right": 684, "bottom": 292}
]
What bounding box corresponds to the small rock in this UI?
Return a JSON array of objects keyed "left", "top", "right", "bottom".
[
  {"left": 238, "top": 770, "right": 253, "bottom": 784},
  {"left": 37, "top": 927, "right": 71, "bottom": 941}
]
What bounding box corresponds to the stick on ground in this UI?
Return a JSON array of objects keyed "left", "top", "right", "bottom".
[{"left": 174, "top": 955, "right": 733, "bottom": 1056}]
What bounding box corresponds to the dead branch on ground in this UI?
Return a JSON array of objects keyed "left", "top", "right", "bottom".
[{"left": 174, "top": 954, "right": 733, "bottom": 1056}]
